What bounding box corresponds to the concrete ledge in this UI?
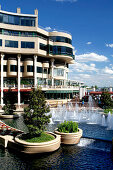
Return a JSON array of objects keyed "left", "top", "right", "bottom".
[
  {"left": 10, "top": 132, "right": 61, "bottom": 154},
  {"left": 0, "top": 114, "right": 19, "bottom": 119},
  {"left": 0, "top": 135, "right": 13, "bottom": 148},
  {"left": 54, "top": 128, "right": 83, "bottom": 145}
]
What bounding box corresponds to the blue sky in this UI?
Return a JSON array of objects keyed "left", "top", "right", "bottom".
[{"left": 1, "top": 0, "right": 113, "bottom": 87}]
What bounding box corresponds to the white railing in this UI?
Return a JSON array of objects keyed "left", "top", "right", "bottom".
[{"left": 1, "top": 84, "right": 80, "bottom": 90}]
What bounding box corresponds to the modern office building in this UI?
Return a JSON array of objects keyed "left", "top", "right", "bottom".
[{"left": 0, "top": 7, "right": 80, "bottom": 108}]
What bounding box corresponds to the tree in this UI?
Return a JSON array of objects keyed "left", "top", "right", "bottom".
[
  {"left": 100, "top": 92, "right": 113, "bottom": 109},
  {"left": 3, "top": 88, "right": 17, "bottom": 115},
  {"left": 95, "top": 85, "right": 98, "bottom": 90},
  {"left": 24, "top": 88, "right": 51, "bottom": 138}
]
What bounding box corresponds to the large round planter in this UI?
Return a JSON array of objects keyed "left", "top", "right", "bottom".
[
  {"left": 54, "top": 128, "right": 83, "bottom": 145},
  {"left": 13, "top": 132, "right": 61, "bottom": 154},
  {"left": 0, "top": 114, "right": 19, "bottom": 119}
]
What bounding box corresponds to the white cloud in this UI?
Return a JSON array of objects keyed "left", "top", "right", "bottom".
[
  {"left": 103, "top": 66, "right": 113, "bottom": 74},
  {"left": 55, "top": 0, "right": 77, "bottom": 2},
  {"left": 106, "top": 44, "right": 113, "bottom": 48},
  {"left": 45, "top": 27, "right": 52, "bottom": 31},
  {"left": 79, "top": 74, "right": 91, "bottom": 79},
  {"left": 76, "top": 52, "right": 108, "bottom": 62},
  {"left": 86, "top": 42, "right": 92, "bottom": 45},
  {"left": 70, "top": 62, "right": 98, "bottom": 73},
  {"left": 69, "top": 71, "right": 113, "bottom": 87}
]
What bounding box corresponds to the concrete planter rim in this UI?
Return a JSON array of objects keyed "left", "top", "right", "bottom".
[
  {"left": 54, "top": 128, "right": 83, "bottom": 145},
  {"left": 0, "top": 114, "right": 19, "bottom": 119},
  {"left": 54, "top": 128, "right": 82, "bottom": 135},
  {"left": 15, "top": 131, "right": 60, "bottom": 146}
]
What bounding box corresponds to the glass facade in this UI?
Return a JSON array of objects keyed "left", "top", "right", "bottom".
[
  {"left": 10, "top": 65, "right": 17, "bottom": 72},
  {"left": 21, "top": 41, "right": 35, "bottom": 48},
  {"left": 54, "top": 68, "right": 64, "bottom": 77},
  {"left": 0, "top": 39, "right": 2, "bottom": 46},
  {"left": 50, "top": 36, "right": 72, "bottom": 44},
  {"left": 0, "top": 28, "right": 48, "bottom": 40},
  {"left": 3, "top": 65, "right": 7, "bottom": 72},
  {"left": 48, "top": 45, "right": 74, "bottom": 59},
  {"left": 44, "top": 68, "right": 47, "bottom": 74},
  {"left": 5, "top": 40, "right": 18, "bottom": 48},
  {"left": 40, "top": 43, "right": 47, "bottom": 51},
  {"left": 0, "top": 13, "right": 35, "bottom": 27},
  {"left": 4, "top": 77, "right": 17, "bottom": 85},
  {"left": 47, "top": 45, "right": 53, "bottom": 54},
  {"left": 37, "top": 67, "right": 42, "bottom": 73},
  {"left": 20, "top": 66, "right": 24, "bottom": 72},
  {"left": 27, "top": 65, "right": 33, "bottom": 72},
  {"left": 21, "top": 78, "right": 33, "bottom": 85},
  {"left": 37, "top": 78, "right": 47, "bottom": 85},
  {"left": 53, "top": 46, "right": 73, "bottom": 56}
]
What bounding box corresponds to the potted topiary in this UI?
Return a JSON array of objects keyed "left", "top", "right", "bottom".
[
  {"left": 14, "top": 88, "right": 60, "bottom": 154},
  {"left": 54, "top": 121, "right": 82, "bottom": 145},
  {"left": 0, "top": 89, "right": 19, "bottom": 119}
]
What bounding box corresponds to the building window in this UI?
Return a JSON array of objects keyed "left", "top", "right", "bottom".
[
  {"left": 21, "top": 41, "right": 35, "bottom": 48},
  {"left": 54, "top": 68, "right": 64, "bottom": 77},
  {"left": 0, "top": 28, "right": 48, "bottom": 40},
  {"left": 40, "top": 43, "right": 47, "bottom": 51},
  {"left": 0, "top": 39, "right": 2, "bottom": 46},
  {"left": 27, "top": 65, "right": 33, "bottom": 72},
  {"left": 5, "top": 40, "right": 18, "bottom": 48},
  {"left": 0, "top": 13, "right": 35, "bottom": 27},
  {"left": 3, "top": 65, "right": 7, "bottom": 72},
  {"left": 47, "top": 45, "right": 53, "bottom": 54},
  {"left": 10, "top": 65, "right": 17, "bottom": 72},
  {"left": 44, "top": 68, "right": 47, "bottom": 74},
  {"left": 53, "top": 46, "right": 73, "bottom": 56},
  {"left": 37, "top": 67, "right": 42, "bottom": 73},
  {"left": 49, "top": 36, "right": 72, "bottom": 44},
  {"left": 20, "top": 66, "right": 24, "bottom": 72}
]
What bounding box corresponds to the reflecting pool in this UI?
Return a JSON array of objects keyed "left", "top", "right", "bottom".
[{"left": 1, "top": 116, "right": 113, "bottom": 170}]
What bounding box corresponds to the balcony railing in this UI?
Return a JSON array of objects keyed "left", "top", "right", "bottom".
[{"left": 1, "top": 84, "right": 80, "bottom": 90}]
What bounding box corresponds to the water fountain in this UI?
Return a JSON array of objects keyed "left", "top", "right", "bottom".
[
  {"left": 49, "top": 96, "right": 113, "bottom": 130},
  {"left": 1, "top": 95, "right": 113, "bottom": 169}
]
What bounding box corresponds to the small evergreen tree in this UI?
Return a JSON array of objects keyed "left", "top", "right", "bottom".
[
  {"left": 24, "top": 88, "right": 51, "bottom": 138},
  {"left": 3, "top": 89, "right": 16, "bottom": 115},
  {"left": 100, "top": 92, "right": 113, "bottom": 109}
]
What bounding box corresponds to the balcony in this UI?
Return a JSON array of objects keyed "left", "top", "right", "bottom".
[{"left": 1, "top": 84, "right": 79, "bottom": 91}]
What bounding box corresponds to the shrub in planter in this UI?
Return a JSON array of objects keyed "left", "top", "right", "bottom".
[
  {"left": 23, "top": 88, "right": 51, "bottom": 139},
  {"left": 14, "top": 88, "right": 61, "bottom": 154},
  {"left": 58, "top": 121, "right": 78, "bottom": 133},
  {"left": 55, "top": 121, "right": 83, "bottom": 145}
]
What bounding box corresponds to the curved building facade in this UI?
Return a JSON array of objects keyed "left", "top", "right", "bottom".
[{"left": 0, "top": 7, "right": 78, "bottom": 107}]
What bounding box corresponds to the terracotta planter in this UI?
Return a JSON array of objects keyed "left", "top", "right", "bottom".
[
  {"left": 54, "top": 128, "right": 83, "bottom": 145},
  {"left": 0, "top": 114, "right": 19, "bottom": 119},
  {"left": 13, "top": 132, "right": 61, "bottom": 154}
]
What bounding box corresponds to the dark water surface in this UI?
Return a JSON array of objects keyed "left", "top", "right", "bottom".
[{"left": 0, "top": 117, "right": 113, "bottom": 170}]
